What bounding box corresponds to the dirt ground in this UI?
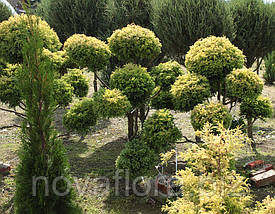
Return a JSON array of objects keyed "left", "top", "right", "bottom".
[{"left": 0, "top": 71, "right": 274, "bottom": 213}]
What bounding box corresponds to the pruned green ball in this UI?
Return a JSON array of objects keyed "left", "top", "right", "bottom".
[
  {"left": 240, "top": 96, "right": 273, "bottom": 120},
  {"left": 226, "top": 68, "right": 264, "bottom": 100},
  {"left": 0, "top": 64, "right": 22, "bottom": 107},
  {"left": 64, "top": 34, "right": 111, "bottom": 71},
  {"left": 185, "top": 36, "right": 245, "bottom": 82},
  {"left": 93, "top": 88, "right": 132, "bottom": 118},
  {"left": 151, "top": 89, "right": 174, "bottom": 110},
  {"left": 171, "top": 73, "right": 211, "bottom": 112},
  {"left": 53, "top": 79, "right": 74, "bottom": 107},
  {"left": 142, "top": 109, "right": 182, "bottom": 153},
  {"left": 0, "top": 14, "right": 61, "bottom": 63},
  {"left": 61, "top": 69, "right": 89, "bottom": 98},
  {"left": 63, "top": 98, "right": 97, "bottom": 135},
  {"left": 150, "top": 60, "right": 184, "bottom": 90},
  {"left": 110, "top": 63, "right": 155, "bottom": 107},
  {"left": 116, "top": 138, "right": 159, "bottom": 179},
  {"left": 191, "top": 102, "right": 232, "bottom": 131},
  {"left": 108, "top": 24, "right": 162, "bottom": 64}
]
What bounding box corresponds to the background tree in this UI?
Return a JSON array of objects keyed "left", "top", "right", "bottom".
[
  {"left": 151, "top": 0, "right": 235, "bottom": 58},
  {"left": 14, "top": 14, "right": 79, "bottom": 214},
  {"left": 230, "top": 0, "right": 275, "bottom": 68},
  {"left": 36, "top": 0, "right": 110, "bottom": 43},
  {"left": 0, "top": 1, "right": 12, "bottom": 22},
  {"left": 263, "top": 51, "right": 275, "bottom": 85}
]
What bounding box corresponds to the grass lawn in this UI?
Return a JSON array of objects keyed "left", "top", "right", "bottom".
[{"left": 0, "top": 72, "right": 274, "bottom": 213}]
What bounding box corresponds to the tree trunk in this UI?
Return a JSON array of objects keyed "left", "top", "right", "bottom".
[
  {"left": 217, "top": 82, "right": 221, "bottom": 102},
  {"left": 94, "top": 71, "right": 98, "bottom": 92},
  {"left": 222, "top": 80, "right": 226, "bottom": 105},
  {"left": 127, "top": 112, "right": 134, "bottom": 140},
  {"left": 247, "top": 118, "right": 256, "bottom": 152},
  {"left": 134, "top": 109, "right": 139, "bottom": 136}
]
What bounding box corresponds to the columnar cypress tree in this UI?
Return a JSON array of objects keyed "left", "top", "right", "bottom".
[{"left": 14, "top": 15, "right": 79, "bottom": 214}]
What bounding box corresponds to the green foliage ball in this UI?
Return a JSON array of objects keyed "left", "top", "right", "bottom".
[
  {"left": 150, "top": 60, "right": 184, "bottom": 90},
  {"left": 240, "top": 96, "right": 273, "bottom": 120},
  {"left": 108, "top": 24, "right": 162, "bottom": 64},
  {"left": 53, "top": 79, "right": 74, "bottom": 107},
  {"left": 61, "top": 69, "right": 89, "bottom": 98},
  {"left": 0, "top": 64, "right": 22, "bottom": 107},
  {"left": 151, "top": 89, "right": 174, "bottom": 110},
  {"left": 0, "top": 2, "right": 12, "bottom": 22},
  {"left": 110, "top": 63, "right": 155, "bottom": 107},
  {"left": 226, "top": 68, "right": 263, "bottom": 100},
  {"left": 191, "top": 102, "right": 232, "bottom": 131},
  {"left": 93, "top": 88, "right": 132, "bottom": 118},
  {"left": 0, "top": 14, "right": 61, "bottom": 64},
  {"left": 116, "top": 138, "right": 159, "bottom": 178},
  {"left": 185, "top": 36, "right": 245, "bottom": 82},
  {"left": 142, "top": 109, "right": 182, "bottom": 153},
  {"left": 64, "top": 34, "right": 111, "bottom": 71},
  {"left": 171, "top": 73, "right": 211, "bottom": 112},
  {"left": 63, "top": 98, "right": 97, "bottom": 135}
]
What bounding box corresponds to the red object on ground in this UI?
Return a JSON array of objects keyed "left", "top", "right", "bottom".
[
  {"left": 250, "top": 164, "right": 274, "bottom": 177},
  {"left": 250, "top": 169, "right": 275, "bottom": 187},
  {"left": 0, "top": 162, "right": 11, "bottom": 174},
  {"left": 245, "top": 160, "right": 265, "bottom": 169}
]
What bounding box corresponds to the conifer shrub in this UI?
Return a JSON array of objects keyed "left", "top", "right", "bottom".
[
  {"left": 150, "top": 61, "right": 183, "bottom": 90},
  {"left": 93, "top": 88, "right": 132, "bottom": 118},
  {"left": 151, "top": 0, "right": 235, "bottom": 56},
  {"left": 226, "top": 68, "right": 264, "bottom": 100},
  {"left": 61, "top": 69, "right": 89, "bottom": 98},
  {"left": 110, "top": 63, "right": 155, "bottom": 107},
  {"left": 0, "top": 64, "right": 22, "bottom": 107},
  {"left": 0, "top": 14, "right": 61, "bottom": 63},
  {"left": 151, "top": 90, "right": 174, "bottom": 109},
  {"left": 53, "top": 79, "right": 74, "bottom": 107},
  {"left": 108, "top": 24, "right": 162, "bottom": 64},
  {"left": 185, "top": 36, "right": 245, "bottom": 83},
  {"left": 0, "top": 1, "right": 12, "bottom": 22},
  {"left": 263, "top": 51, "right": 275, "bottom": 85},
  {"left": 63, "top": 34, "right": 111, "bottom": 71},
  {"left": 116, "top": 138, "right": 159, "bottom": 178},
  {"left": 63, "top": 98, "right": 97, "bottom": 135},
  {"left": 191, "top": 102, "right": 232, "bottom": 131},
  {"left": 141, "top": 109, "right": 182, "bottom": 153},
  {"left": 253, "top": 196, "right": 275, "bottom": 214},
  {"left": 171, "top": 73, "right": 211, "bottom": 112}
]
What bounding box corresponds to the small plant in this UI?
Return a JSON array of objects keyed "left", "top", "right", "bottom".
[
  {"left": 263, "top": 51, "right": 275, "bottom": 85},
  {"left": 61, "top": 69, "right": 89, "bottom": 98},
  {"left": 191, "top": 102, "right": 232, "bottom": 131},
  {"left": 171, "top": 73, "right": 211, "bottom": 112},
  {"left": 141, "top": 109, "right": 182, "bottom": 153},
  {"left": 116, "top": 138, "right": 159, "bottom": 179},
  {"left": 252, "top": 195, "right": 275, "bottom": 214},
  {"left": 93, "top": 88, "right": 131, "bottom": 118},
  {"left": 63, "top": 98, "right": 98, "bottom": 135},
  {"left": 108, "top": 24, "right": 162, "bottom": 64},
  {"left": 53, "top": 79, "right": 73, "bottom": 107},
  {"left": 110, "top": 63, "right": 155, "bottom": 108}
]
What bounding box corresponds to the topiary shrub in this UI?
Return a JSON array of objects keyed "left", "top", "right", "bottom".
[
  {"left": 151, "top": 90, "right": 174, "bottom": 110},
  {"left": 151, "top": 0, "right": 235, "bottom": 56},
  {"left": 185, "top": 36, "right": 245, "bottom": 83},
  {"left": 263, "top": 51, "right": 275, "bottom": 85},
  {"left": 0, "top": 64, "right": 22, "bottom": 107},
  {"left": 110, "top": 63, "right": 155, "bottom": 107},
  {"left": 116, "top": 138, "right": 159, "bottom": 179},
  {"left": 61, "top": 69, "right": 89, "bottom": 98},
  {"left": 0, "top": 1, "right": 12, "bottom": 22},
  {"left": 150, "top": 61, "right": 183, "bottom": 90},
  {"left": 141, "top": 109, "right": 182, "bottom": 153},
  {"left": 93, "top": 88, "right": 132, "bottom": 118},
  {"left": 191, "top": 102, "right": 232, "bottom": 131},
  {"left": 0, "top": 14, "right": 61, "bottom": 64},
  {"left": 64, "top": 34, "right": 111, "bottom": 71},
  {"left": 171, "top": 73, "right": 211, "bottom": 112},
  {"left": 53, "top": 79, "right": 74, "bottom": 107},
  {"left": 226, "top": 68, "right": 263, "bottom": 100},
  {"left": 108, "top": 24, "right": 162, "bottom": 64},
  {"left": 63, "top": 98, "right": 98, "bottom": 135}
]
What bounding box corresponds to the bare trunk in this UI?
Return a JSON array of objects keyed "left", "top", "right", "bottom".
[
  {"left": 127, "top": 112, "right": 134, "bottom": 140},
  {"left": 94, "top": 71, "right": 98, "bottom": 92},
  {"left": 247, "top": 118, "right": 256, "bottom": 152}
]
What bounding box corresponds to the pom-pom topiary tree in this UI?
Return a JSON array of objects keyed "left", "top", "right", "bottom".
[
  {"left": 64, "top": 34, "right": 111, "bottom": 92},
  {"left": 0, "top": 14, "right": 61, "bottom": 64},
  {"left": 185, "top": 36, "right": 245, "bottom": 103}
]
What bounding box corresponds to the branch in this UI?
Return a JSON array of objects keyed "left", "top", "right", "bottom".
[
  {"left": 0, "top": 124, "right": 21, "bottom": 130},
  {"left": 0, "top": 107, "right": 26, "bottom": 119},
  {"left": 253, "top": 58, "right": 263, "bottom": 73},
  {"left": 176, "top": 136, "right": 197, "bottom": 144},
  {"left": 96, "top": 75, "right": 110, "bottom": 89}
]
